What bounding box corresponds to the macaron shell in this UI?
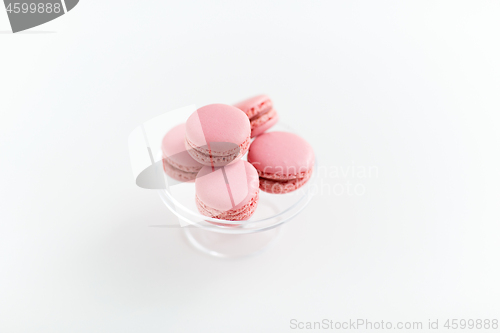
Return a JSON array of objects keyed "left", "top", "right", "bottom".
[
  {"left": 185, "top": 104, "right": 251, "bottom": 150},
  {"left": 161, "top": 123, "right": 203, "bottom": 171},
  {"left": 234, "top": 95, "right": 273, "bottom": 119},
  {"left": 247, "top": 131, "right": 315, "bottom": 178},
  {"left": 250, "top": 109, "right": 279, "bottom": 138},
  {"left": 195, "top": 160, "right": 259, "bottom": 215}
]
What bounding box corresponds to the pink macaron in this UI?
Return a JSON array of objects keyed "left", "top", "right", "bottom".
[
  {"left": 185, "top": 104, "right": 251, "bottom": 167},
  {"left": 247, "top": 131, "right": 315, "bottom": 194},
  {"left": 234, "top": 95, "right": 279, "bottom": 138},
  {"left": 161, "top": 123, "right": 203, "bottom": 182},
  {"left": 195, "top": 160, "right": 259, "bottom": 221}
]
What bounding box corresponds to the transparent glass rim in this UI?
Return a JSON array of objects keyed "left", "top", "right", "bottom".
[{"left": 158, "top": 158, "right": 318, "bottom": 234}]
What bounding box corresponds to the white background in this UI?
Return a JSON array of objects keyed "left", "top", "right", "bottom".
[{"left": 1, "top": 1, "right": 500, "bottom": 332}]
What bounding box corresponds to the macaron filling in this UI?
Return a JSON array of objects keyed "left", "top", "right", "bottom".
[
  {"left": 196, "top": 190, "right": 259, "bottom": 221},
  {"left": 259, "top": 171, "right": 312, "bottom": 194},
  {"left": 255, "top": 165, "right": 312, "bottom": 180},
  {"left": 162, "top": 159, "right": 200, "bottom": 182},
  {"left": 239, "top": 98, "right": 273, "bottom": 119},
  {"left": 185, "top": 136, "right": 250, "bottom": 166},
  {"left": 250, "top": 108, "right": 278, "bottom": 127}
]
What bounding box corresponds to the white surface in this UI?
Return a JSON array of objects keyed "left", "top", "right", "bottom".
[{"left": 1, "top": 1, "right": 500, "bottom": 332}]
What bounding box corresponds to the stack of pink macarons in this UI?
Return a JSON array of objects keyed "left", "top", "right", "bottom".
[{"left": 161, "top": 95, "right": 315, "bottom": 221}]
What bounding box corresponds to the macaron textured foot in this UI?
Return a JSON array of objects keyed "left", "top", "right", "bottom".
[
  {"left": 247, "top": 131, "right": 315, "bottom": 194},
  {"left": 234, "top": 95, "right": 279, "bottom": 138},
  {"left": 195, "top": 160, "right": 259, "bottom": 221},
  {"left": 161, "top": 123, "right": 203, "bottom": 182},
  {"left": 185, "top": 104, "right": 251, "bottom": 167}
]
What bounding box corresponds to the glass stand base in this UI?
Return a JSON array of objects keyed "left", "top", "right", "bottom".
[{"left": 183, "top": 225, "right": 282, "bottom": 258}]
